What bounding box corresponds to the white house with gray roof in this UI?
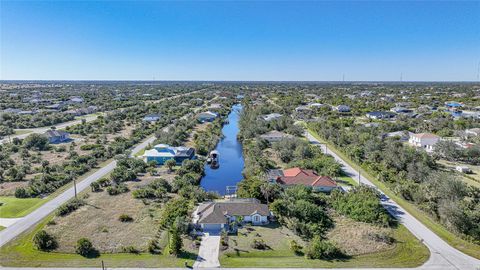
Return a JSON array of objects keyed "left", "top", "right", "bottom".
[{"left": 193, "top": 199, "right": 271, "bottom": 231}]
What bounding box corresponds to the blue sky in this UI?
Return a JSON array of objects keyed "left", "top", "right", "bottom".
[{"left": 1, "top": 1, "right": 479, "bottom": 81}]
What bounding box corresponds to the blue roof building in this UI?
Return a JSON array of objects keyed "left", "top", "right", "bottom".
[{"left": 142, "top": 144, "right": 195, "bottom": 165}]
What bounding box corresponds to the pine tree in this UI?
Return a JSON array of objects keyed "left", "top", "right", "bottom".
[{"left": 168, "top": 227, "right": 182, "bottom": 256}]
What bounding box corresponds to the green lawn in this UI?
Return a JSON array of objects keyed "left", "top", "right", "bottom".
[
  {"left": 307, "top": 127, "right": 480, "bottom": 260},
  {"left": 220, "top": 224, "right": 429, "bottom": 268},
  {"left": 0, "top": 226, "right": 5, "bottom": 231},
  {"left": 336, "top": 176, "right": 358, "bottom": 187},
  {"left": 0, "top": 213, "right": 197, "bottom": 267},
  {"left": 0, "top": 159, "right": 114, "bottom": 219},
  {"left": 0, "top": 196, "right": 45, "bottom": 218}
]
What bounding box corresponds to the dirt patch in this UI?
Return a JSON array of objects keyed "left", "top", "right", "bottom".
[
  {"left": 0, "top": 182, "right": 28, "bottom": 196},
  {"left": 46, "top": 180, "right": 160, "bottom": 253},
  {"left": 185, "top": 122, "right": 210, "bottom": 148},
  {"left": 327, "top": 214, "right": 395, "bottom": 256}
]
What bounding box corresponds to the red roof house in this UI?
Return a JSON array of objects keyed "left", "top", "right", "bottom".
[{"left": 275, "top": 168, "right": 338, "bottom": 192}]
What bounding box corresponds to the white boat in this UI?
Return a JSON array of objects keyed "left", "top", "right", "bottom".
[{"left": 209, "top": 150, "right": 219, "bottom": 168}]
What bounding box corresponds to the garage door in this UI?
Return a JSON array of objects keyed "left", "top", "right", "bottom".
[{"left": 203, "top": 223, "right": 222, "bottom": 231}]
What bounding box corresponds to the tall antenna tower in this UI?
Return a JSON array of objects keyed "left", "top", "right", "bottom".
[
  {"left": 400, "top": 72, "right": 403, "bottom": 82},
  {"left": 342, "top": 73, "right": 345, "bottom": 83}
]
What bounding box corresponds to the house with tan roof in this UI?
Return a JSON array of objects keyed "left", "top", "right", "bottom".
[
  {"left": 259, "top": 130, "right": 294, "bottom": 143},
  {"left": 271, "top": 167, "right": 338, "bottom": 192},
  {"left": 193, "top": 198, "right": 271, "bottom": 231},
  {"left": 408, "top": 133, "right": 440, "bottom": 152}
]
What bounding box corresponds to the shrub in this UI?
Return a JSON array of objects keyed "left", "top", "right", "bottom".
[
  {"left": 97, "top": 178, "right": 111, "bottom": 187},
  {"left": 119, "top": 214, "right": 133, "bottom": 222},
  {"left": 56, "top": 198, "right": 85, "bottom": 216},
  {"left": 305, "top": 236, "right": 342, "bottom": 260},
  {"left": 14, "top": 187, "right": 29, "bottom": 198},
  {"left": 33, "top": 230, "right": 57, "bottom": 251},
  {"left": 251, "top": 238, "right": 267, "bottom": 250},
  {"left": 330, "top": 186, "right": 392, "bottom": 226},
  {"left": 90, "top": 182, "right": 101, "bottom": 192},
  {"left": 168, "top": 227, "right": 183, "bottom": 256},
  {"left": 46, "top": 220, "right": 56, "bottom": 226},
  {"left": 289, "top": 240, "right": 302, "bottom": 255},
  {"left": 366, "top": 232, "right": 395, "bottom": 244},
  {"left": 76, "top": 238, "right": 95, "bottom": 257},
  {"left": 80, "top": 144, "right": 102, "bottom": 151},
  {"left": 121, "top": 245, "right": 139, "bottom": 254},
  {"left": 106, "top": 183, "right": 129, "bottom": 195},
  {"left": 147, "top": 239, "right": 161, "bottom": 254}
]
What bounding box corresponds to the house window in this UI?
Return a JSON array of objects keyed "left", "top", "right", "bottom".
[{"left": 253, "top": 215, "right": 260, "bottom": 222}]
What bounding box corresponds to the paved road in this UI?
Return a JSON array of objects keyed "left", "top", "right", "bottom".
[
  {"left": 193, "top": 232, "right": 221, "bottom": 268},
  {"left": 305, "top": 131, "right": 480, "bottom": 270},
  {"left": 0, "top": 88, "right": 207, "bottom": 145},
  {"left": 0, "top": 114, "right": 99, "bottom": 145},
  {"left": 0, "top": 91, "right": 206, "bottom": 248},
  {"left": 0, "top": 135, "right": 155, "bottom": 247}
]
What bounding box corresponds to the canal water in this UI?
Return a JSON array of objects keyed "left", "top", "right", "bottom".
[{"left": 200, "top": 104, "right": 244, "bottom": 195}]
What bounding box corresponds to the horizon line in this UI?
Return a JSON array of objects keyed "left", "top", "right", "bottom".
[{"left": 1, "top": 79, "right": 480, "bottom": 83}]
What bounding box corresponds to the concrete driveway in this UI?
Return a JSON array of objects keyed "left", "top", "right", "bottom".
[{"left": 193, "top": 232, "right": 221, "bottom": 268}]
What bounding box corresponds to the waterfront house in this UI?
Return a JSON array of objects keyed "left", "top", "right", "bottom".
[
  {"left": 197, "top": 111, "right": 218, "bottom": 123},
  {"left": 193, "top": 198, "right": 271, "bottom": 231},
  {"left": 45, "top": 130, "right": 70, "bottom": 144},
  {"left": 408, "top": 133, "right": 440, "bottom": 152},
  {"left": 271, "top": 167, "right": 338, "bottom": 192},
  {"left": 259, "top": 130, "right": 293, "bottom": 143},
  {"left": 142, "top": 144, "right": 195, "bottom": 165}
]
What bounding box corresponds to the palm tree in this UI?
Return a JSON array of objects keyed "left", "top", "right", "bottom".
[{"left": 260, "top": 182, "right": 279, "bottom": 205}]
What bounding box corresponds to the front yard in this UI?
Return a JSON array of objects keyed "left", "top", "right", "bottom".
[
  {"left": 0, "top": 196, "right": 45, "bottom": 218},
  {"left": 220, "top": 221, "right": 429, "bottom": 268}
]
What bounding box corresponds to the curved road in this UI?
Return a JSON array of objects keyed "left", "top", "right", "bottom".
[{"left": 305, "top": 131, "right": 480, "bottom": 270}]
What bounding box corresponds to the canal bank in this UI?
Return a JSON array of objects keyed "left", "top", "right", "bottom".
[{"left": 200, "top": 104, "right": 244, "bottom": 195}]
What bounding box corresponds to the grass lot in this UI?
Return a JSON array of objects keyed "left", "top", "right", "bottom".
[
  {"left": 0, "top": 226, "right": 5, "bottom": 231},
  {"left": 307, "top": 127, "right": 480, "bottom": 259},
  {"left": 13, "top": 129, "right": 32, "bottom": 135},
  {"left": 336, "top": 176, "right": 358, "bottom": 187},
  {"left": 0, "top": 158, "right": 113, "bottom": 219},
  {"left": 0, "top": 214, "right": 197, "bottom": 267},
  {"left": 0, "top": 196, "right": 45, "bottom": 218},
  {"left": 220, "top": 223, "right": 428, "bottom": 267}
]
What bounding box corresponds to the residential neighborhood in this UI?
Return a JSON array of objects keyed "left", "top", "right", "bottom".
[{"left": 1, "top": 1, "right": 480, "bottom": 269}]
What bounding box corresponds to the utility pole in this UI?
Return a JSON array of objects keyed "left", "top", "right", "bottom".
[
  {"left": 358, "top": 169, "right": 361, "bottom": 185},
  {"left": 101, "top": 260, "right": 105, "bottom": 270},
  {"left": 73, "top": 178, "right": 77, "bottom": 199},
  {"left": 71, "top": 171, "right": 77, "bottom": 199}
]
